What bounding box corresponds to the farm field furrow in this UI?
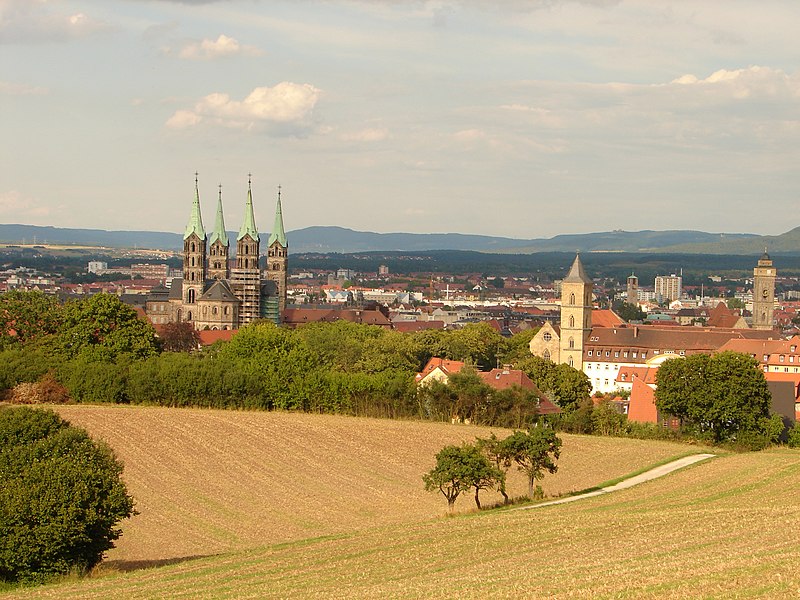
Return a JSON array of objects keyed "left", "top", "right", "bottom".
[
  {"left": 8, "top": 448, "right": 800, "bottom": 599},
  {"left": 45, "top": 404, "right": 691, "bottom": 566}
]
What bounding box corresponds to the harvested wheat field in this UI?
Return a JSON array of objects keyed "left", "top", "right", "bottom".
[
  {"left": 9, "top": 447, "right": 800, "bottom": 599},
  {"left": 37, "top": 404, "right": 692, "bottom": 570}
]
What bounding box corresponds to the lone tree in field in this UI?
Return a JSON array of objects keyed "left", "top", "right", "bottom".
[
  {"left": 423, "top": 443, "right": 503, "bottom": 513},
  {"left": 0, "top": 407, "right": 135, "bottom": 584},
  {"left": 476, "top": 433, "right": 510, "bottom": 504},
  {"left": 501, "top": 427, "right": 562, "bottom": 499},
  {"left": 655, "top": 351, "right": 772, "bottom": 443}
]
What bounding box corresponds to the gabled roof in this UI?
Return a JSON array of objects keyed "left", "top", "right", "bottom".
[
  {"left": 415, "top": 357, "right": 466, "bottom": 382},
  {"left": 707, "top": 302, "right": 747, "bottom": 329},
  {"left": 198, "top": 279, "right": 238, "bottom": 303},
  {"left": 592, "top": 309, "right": 624, "bottom": 328},
  {"left": 563, "top": 253, "right": 592, "bottom": 284},
  {"left": 392, "top": 321, "right": 445, "bottom": 333},
  {"left": 184, "top": 176, "right": 206, "bottom": 241}
]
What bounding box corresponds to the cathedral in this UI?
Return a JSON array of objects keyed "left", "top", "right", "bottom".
[{"left": 146, "top": 175, "right": 288, "bottom": 330}]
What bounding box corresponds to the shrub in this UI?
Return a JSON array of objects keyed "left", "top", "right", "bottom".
[{"left": 0, "top": 407, "right": 135, "bottom": 584}]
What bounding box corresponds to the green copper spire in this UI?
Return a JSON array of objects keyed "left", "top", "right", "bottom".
[
  {"left": 183, "top": 172, "right": 206, "bottom": 240},
  {"left": 267, "top": 185, "right": 287, "bottom": 247},
  {"left": 237, "top": 174, "right": 260, "bottom": 241},
  {"left": 209, "top": 184, "right": 229, "bottom": 246}
]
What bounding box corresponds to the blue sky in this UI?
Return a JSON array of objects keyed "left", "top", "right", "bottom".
[{"left": 1, "top": 0, "right": 799, "bottom": 239}]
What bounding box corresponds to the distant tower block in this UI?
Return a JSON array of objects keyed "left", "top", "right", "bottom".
[
  {"left": 752, "top": 250, "right": 776, "bottom": 330},
  {"left": 626, "top": 273, "right": 638, "bottom": 305}
]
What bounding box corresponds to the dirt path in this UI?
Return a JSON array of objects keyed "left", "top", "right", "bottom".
[{"left": 513, "top": 453, "right": 717, "bottom": 511}]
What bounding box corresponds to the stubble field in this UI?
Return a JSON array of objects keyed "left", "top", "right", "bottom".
[{"left": 36, "top": 404, "right": 689, "bottom": 568}]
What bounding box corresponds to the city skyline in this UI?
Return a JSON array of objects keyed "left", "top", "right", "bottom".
[{"left": 2, "top": 0, "right": 799, "bottom": 238}]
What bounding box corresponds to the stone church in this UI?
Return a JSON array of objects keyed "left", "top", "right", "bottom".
[{"left": 146, "top": 175, "right": 288, "bottom": 330}]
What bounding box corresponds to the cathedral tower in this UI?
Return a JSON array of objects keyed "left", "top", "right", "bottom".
[
  {"left": 266, "top": 186, "right": 288, "bottom": 313},
  {"left": 182, "top": 173, "right": 207, "bottom": 314},
  {"left": 208, "top": 184, "right": 230, "bottom": 280},
  {"left": 230, "top": 175, "right": 261, "bottom": 325},
  {"left": 560, "top": 253, "right": 593, "bottom": 370},
  {"left": 752, "top": 250, "right": 776, "bottom": 330}
]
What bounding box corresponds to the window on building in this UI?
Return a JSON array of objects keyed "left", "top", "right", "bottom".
[
  {"left": 623, "top": 351, "right": 628, "bottom": 358},
  {"left": 569, "top": 337, "right": 575, "bottom": 349},
  {"left": 588, "top": 350, "right": 593, "bottom": 356},
  {"left": 764, "top": 354, "right": 769, "bottom": 362},
  {"left": 569, "top": 315, "right": 575, "bottom": 327},
  {"left": 543, "top": 332, "right": 552, "bottom": 342},
  {"left": 570, "top": 293, "right": 575, "bottom": 305},
  {"left": 543, "top": 349, "right": 550, "bottom": 361},
  {"left": 614, "top": 351, "right": 619, "bottom": 358},
  {"left": 780, "top": 355, "right": 785, "bottom": 362}
]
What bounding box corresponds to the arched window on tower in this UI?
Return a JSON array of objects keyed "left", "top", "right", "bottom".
[
  {"left": 568, "top": 337, "right": 574, "bottom": 349},
  {"left": 570, "top": 293, "right": 575, "bottom": 305},
  {"left": 191, "top": 242, "right": 195, "bottom": 252},
  {"left": 569, "top": 315, "right": 575, "bottom": 328},
  {"left": 188, "top": 289, "right": 195, "bottom": 303},
  {"left": 568, "top": 357, "right": 574, "bottom": 367}
]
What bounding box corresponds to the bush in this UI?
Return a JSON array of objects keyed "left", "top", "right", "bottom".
[{"left": 0, "top": 407, "right": 135, "bottom": 584}]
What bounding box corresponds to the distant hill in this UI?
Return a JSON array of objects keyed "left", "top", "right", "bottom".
[
  {"left": 658, "top": 226, "right": 800, "bottom": 256},
  {"left": 2, "top": 223, "right": 796, "bottom": 254}
]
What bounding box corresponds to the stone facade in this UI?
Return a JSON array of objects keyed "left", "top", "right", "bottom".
[{"left": 146, "top": 176, "right": 288, "bottom": 330}]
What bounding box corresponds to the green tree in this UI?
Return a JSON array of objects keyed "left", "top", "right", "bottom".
[
  {"left": 445, "top": 323, "right": 506, "bottom": 369},
  {"left": 655, "top": 352, "right": 772, "bottom": 443},
  {"left": 58, "top": 294, "right": 159, "bottom": 359},
  {"left": 476, "top": 433, "right": 510, "bottom": 504},
  {"left": 422, "top": 443, "right": 503, "bottom": 513},
  {"left": 0, "top": 407, "right": 135, "bottom": 583},
  {"left": 516, "top": 356, "right": 591, "bottom": 412},
  {"left": 0, "top": 290, "right": 61, "bottom": 348},
  {"left": 500, "top": 327, "right": 540, "bottom": 364},
  {"left": 612, "top": 300, "right": 645, "bottom": 323},
  {"left": 500, "top": 427, "right": 562, "bottom": 499}
]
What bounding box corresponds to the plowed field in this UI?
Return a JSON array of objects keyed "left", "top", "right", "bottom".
[{"left": 45, "top": 405, "right": 691, "bottom": 568}]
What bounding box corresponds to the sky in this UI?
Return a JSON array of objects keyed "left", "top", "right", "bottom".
[{"left": 1, "top": 0, "right": 799, "bottom": 239}]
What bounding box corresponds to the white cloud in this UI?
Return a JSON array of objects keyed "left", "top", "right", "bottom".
[
  {"left": 177, "top": 34, "right": 263, "bottom": 60},
  {"left": 341, "top": 127, "right": 390, "bottom": 142},
  {"left": 669, "top": 66, "right": 799, "bottom": 100},
  {"left": 0, "top": 190, "right": 54, "bottom": 222},
  {"left": 0, "top": 0, "right": 110, "bottom": 43},
  {"left": 166, "top": 82, "right": 321, "bottom": 133},
  {"left": 0, "top": 80, "right": 48, "bottom": 95}
]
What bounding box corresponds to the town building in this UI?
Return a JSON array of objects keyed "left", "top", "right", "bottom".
[
  {"left": 654, "top": 274, "right": 682, "bottom": 303},
  {"left": 529, "top": 254, "right": 779, "bottom": 395},
  {"left": 145, "top": 175, "right": 287, "bottom": 330},
  {"left": 752, "top": 250, "right": 776, "bottom": 330}
]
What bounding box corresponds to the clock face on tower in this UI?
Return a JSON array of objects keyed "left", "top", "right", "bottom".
[{"left": 762, "top": 289, "right": 769, "bottom": 299}]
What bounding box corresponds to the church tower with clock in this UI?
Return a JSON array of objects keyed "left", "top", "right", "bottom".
[{"left": 752, "top": 250, "right": 776, "bottom": 331}]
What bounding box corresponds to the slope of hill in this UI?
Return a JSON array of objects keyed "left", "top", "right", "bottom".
[
  {"left": 0, "top": 223, "right": 772, "bottom": 254},
  {"left": 37, "top": 405, "right": 688, "bottom": 567},
  {"left": 10, "top": 435, "right": 800, "bottom": 598},
  {"left": 659, "top": 225, "right": 800, "bottom": 256}
]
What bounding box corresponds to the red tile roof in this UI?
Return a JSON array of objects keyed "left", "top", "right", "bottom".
[
  {"left": 591, "top": 309, "right": 624, "bottom": 328},
  {"left": 392, "top": 321, "right": 445, "bottom": 333},
  {"left": 197, "top": 329, "right": 236, "bottom": 346}
]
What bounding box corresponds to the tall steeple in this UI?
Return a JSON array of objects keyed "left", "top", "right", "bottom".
[
  {"left": 559, "top": 253, "right": 593, "bottom": 371},
  {"left": 266, "top": 185, "right": 288, "bottom": 314},
  {"left": 182, "top": 172, "right": 207, "bottom": 316},
  {"left": 231, "top": 174, "right": 261, "bottom": 325},
  {"left": 267, "top": 185, "right": 287, "bottom": 247},
  {"left": 208, "top": 184, "right": 230, "bottom": 280},
  {"left": 237, "top": 174, "right": 259, "bottom": 242},
  {"left": 184, "top": 172, "right": 206, "bottom": 240}
]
